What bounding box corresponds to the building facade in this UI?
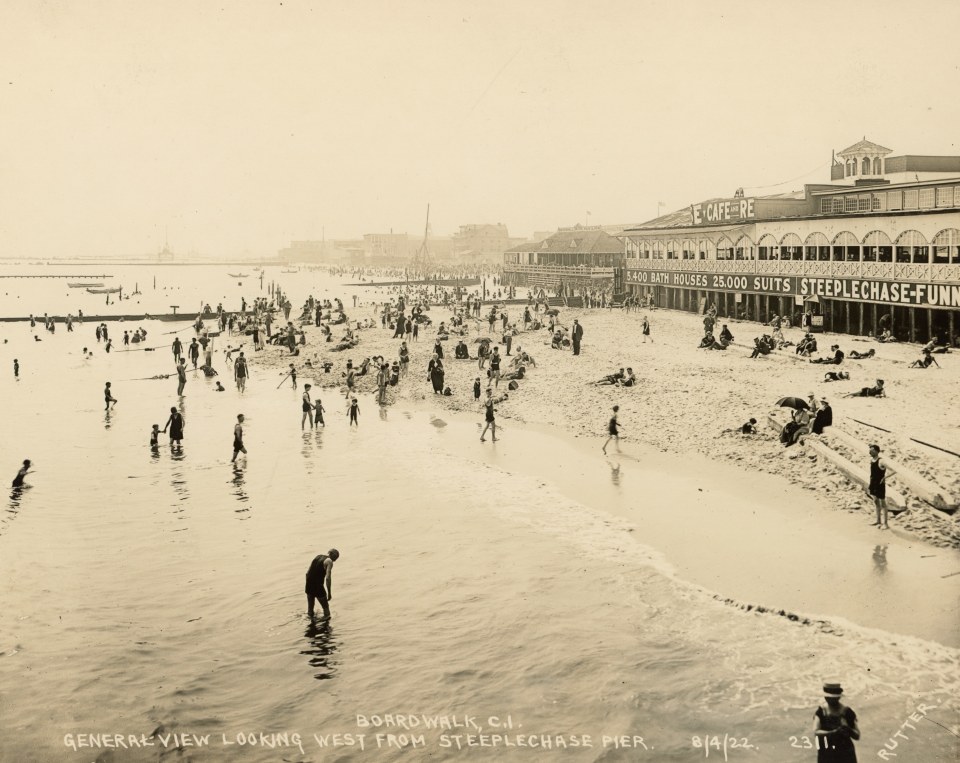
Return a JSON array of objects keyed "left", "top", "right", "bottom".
[
  {"left": 502, "top": 226, "right": 625, "bottom": 291},
  {"left": 622, "top": 168, "right": 960, "bottom": 342}
]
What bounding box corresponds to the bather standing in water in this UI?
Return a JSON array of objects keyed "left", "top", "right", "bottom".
[
  {"left": 162, "top": 407, "right": 185, "bottom": 447},
  {"left": 11, "top": 459, "right": 31, "bottom": 488}
]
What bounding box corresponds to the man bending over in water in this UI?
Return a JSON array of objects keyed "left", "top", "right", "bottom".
[{"left": 305, "top": 548, "right": 340, "bottom": 619}]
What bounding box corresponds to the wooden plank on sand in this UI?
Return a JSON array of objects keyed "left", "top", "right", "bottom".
[
  {"left": 764, "top": 414, "right": 906, "bottom": 509},
  {"left": 824, "top": 428, "right": 956, "bottom": 512}
]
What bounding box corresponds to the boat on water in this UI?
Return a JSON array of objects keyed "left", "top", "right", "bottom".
[
  {"left": 87, "top": 287, "right": 122, "bottom": 294},
  {"left": 228, "top": 273, "right": 249, "bottom": 278},
  {"left": 281, "top": 269, "right": 299, "bottom": 274},
  {"left": 68, "top": 282, "right": 104, "bottom": 288}
]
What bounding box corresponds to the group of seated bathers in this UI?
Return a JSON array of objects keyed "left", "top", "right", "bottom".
[{"left": 699, "top": 332, "right": 729, "bottom": 350}]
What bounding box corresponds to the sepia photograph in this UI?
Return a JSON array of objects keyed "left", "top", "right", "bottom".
[{"left": 1, "top": 1, "right": 958, "bottom": 761}]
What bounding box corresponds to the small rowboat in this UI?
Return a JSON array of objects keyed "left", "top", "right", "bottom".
[
  {"left": 87, "top": 287, "right": 122, "bottom": 294},
  {"left": 228, "top": 273, "right": 249, "bottom": 278},
  {"left": 69, "top": 282, "right": 103, "bottom": 288}
]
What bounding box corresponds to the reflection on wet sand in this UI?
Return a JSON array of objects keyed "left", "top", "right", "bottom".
[
  {"left": 301, "top": 619, "right": 338, "bottom": 681},
  {"left": 231, "top": 464, "right": 249, "bottom": 514},
  {"left": 873, "top": 544, "right": 889, "bottom": 574}
]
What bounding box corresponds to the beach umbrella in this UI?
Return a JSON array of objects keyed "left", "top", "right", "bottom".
[{"left": 776, "top": 396, "right": 809, "bottom": 410}]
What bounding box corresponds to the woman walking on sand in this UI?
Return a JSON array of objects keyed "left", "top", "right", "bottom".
[{"left": 642, "top": 315, "right": 652, "bottom": 343}]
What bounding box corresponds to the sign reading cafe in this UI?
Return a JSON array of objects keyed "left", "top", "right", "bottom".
[
  {"left": 690, "top": 197, "right": 755, "bottom": 225},
  {"left": 625, "top": 269, "right": 960, "bottom": 309}
]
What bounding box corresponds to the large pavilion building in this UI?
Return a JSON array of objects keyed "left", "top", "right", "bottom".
[
  {"left": 502, "top": 225, "right": 626, "bottom": 292},
  {"left": 621, "top": 139, "right": 960, "bottom": 342}
]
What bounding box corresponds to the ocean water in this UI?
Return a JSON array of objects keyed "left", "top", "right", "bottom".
[
  {"left": 0, "top": 262, "right": 392, "bottom": 321},
  {"left": 0, "top": 269, "right": 958, "bottom": 762}
]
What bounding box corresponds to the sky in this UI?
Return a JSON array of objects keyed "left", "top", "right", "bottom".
[{"left": 1, "top": 0, "right": 958, "bottom": 259}]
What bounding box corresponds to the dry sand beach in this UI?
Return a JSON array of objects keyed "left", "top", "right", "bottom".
[{"left": 249, "top": 298, "right": 960, "bottom": 551}]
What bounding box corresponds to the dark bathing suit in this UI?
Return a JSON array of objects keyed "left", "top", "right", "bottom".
[
  {"left": 869, "top": 457, "right": 886, "bottom": 499},
  {"left": 609, "top": 417, "right": 618, "bottom": 436},
  {"left": 305, "top": 554, "right": 331, "bottom": 614}
]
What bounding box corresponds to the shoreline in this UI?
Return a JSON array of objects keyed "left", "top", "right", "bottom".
[
  {"left": 387, "top": 401, "right": 960, "bottom": 647},
  {"left": 243, "top": 300, "right": 960, "bottom": 552}
]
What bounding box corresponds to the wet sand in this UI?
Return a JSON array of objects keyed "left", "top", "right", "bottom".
[{"left": 400, "top": 403, "right": 960, "bottom": 647}]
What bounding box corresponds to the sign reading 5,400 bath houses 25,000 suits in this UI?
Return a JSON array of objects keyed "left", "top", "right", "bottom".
[{"left": 625, "top": 269, "right": 960, "bottom": 309}]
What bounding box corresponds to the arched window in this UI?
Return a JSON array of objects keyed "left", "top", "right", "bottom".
[
  {"left": 734, "top": 234, "right": 755, "bottom": 260},
  {"left": 779, "top": 232, "right": 803, "bottom": 260},
  {"left": 666, "top": 239, "right": 680, "bottom": 260},
  {"left": 651, "top": 240, "right": 664, "bottom": 260},
  {"left": 862, "top": 157, "right": 871, "bottom": 175},
  {"left": 804, "top": 232, "right": 830, "bottom": 261},
  {"left": 716, "top": 236, "right": 735, "bottom": 261},
  {"left": 757, "top": 234, "right": 778, "bottom": 261},
  {"left": 874, "top": 157, "right": 883, "bottom": 175},
  {"left": 831, "top": 231, "right": 860, "bottom": 262},
  {"left": 932, "top": 228, "right": 959, "bottom": 264},
  {"left": 681, "top": 239, "right": 696, "bottom": 260},
  {"left": 697, "top": 239, "right": 710, "bottom": 260},
  {"left": 895, "top": 230, "right": 928, "bottom": 264},
  {"left": 862, "top": 230, "right": 893, "bottom": 263}
]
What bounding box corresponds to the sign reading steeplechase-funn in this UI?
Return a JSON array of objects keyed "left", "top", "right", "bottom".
[{"left": 625, "top": 269, "right": 960, "bottom": 308}]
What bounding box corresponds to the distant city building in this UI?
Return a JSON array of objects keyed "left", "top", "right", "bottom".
[
  {"left": 363, "top": 233, "right": 415, "bottom": 261},
  {"left": 451, "top": 223, "right": 524, "bottom": 263}
]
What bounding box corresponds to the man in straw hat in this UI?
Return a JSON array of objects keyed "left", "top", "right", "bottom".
[{"left": 813, "top": 682, "right": 860, "bottom": 760}]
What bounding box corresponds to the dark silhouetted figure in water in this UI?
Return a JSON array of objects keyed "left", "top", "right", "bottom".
[
  {"left": 305, "top": 549, "right": 340, "bottom": 619},
  {"left": 12, "top": 459, "right": 31, "bottom": 488}
]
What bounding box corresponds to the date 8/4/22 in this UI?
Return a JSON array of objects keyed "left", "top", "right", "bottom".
[{"left": 691, "top": 734, "right": 757, "bottom": 760}]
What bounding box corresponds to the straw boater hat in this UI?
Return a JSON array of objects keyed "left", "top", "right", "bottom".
[{"left": 823, "top": 683, "right": 844, "bottom": 698}]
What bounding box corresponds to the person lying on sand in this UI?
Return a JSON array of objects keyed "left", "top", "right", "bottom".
[
  {"left": 848, "top": 348, "right": 876, "bottom": 360},
  {"left": 594, "top": 368, "right": 625, "bottom": 385},
  {"left": 823, "top": 371, "right": 850, "bottom": 382},
  {"left": 845, "top": 379, "right": 885, "bottom": 397}
]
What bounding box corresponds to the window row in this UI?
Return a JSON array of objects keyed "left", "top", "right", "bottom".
[
  {"left": 819, "top": 186, "right": 959, "bottom": 214},
  {"left": 625, "top": 229, "right": 960, "bottom": 264}
]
